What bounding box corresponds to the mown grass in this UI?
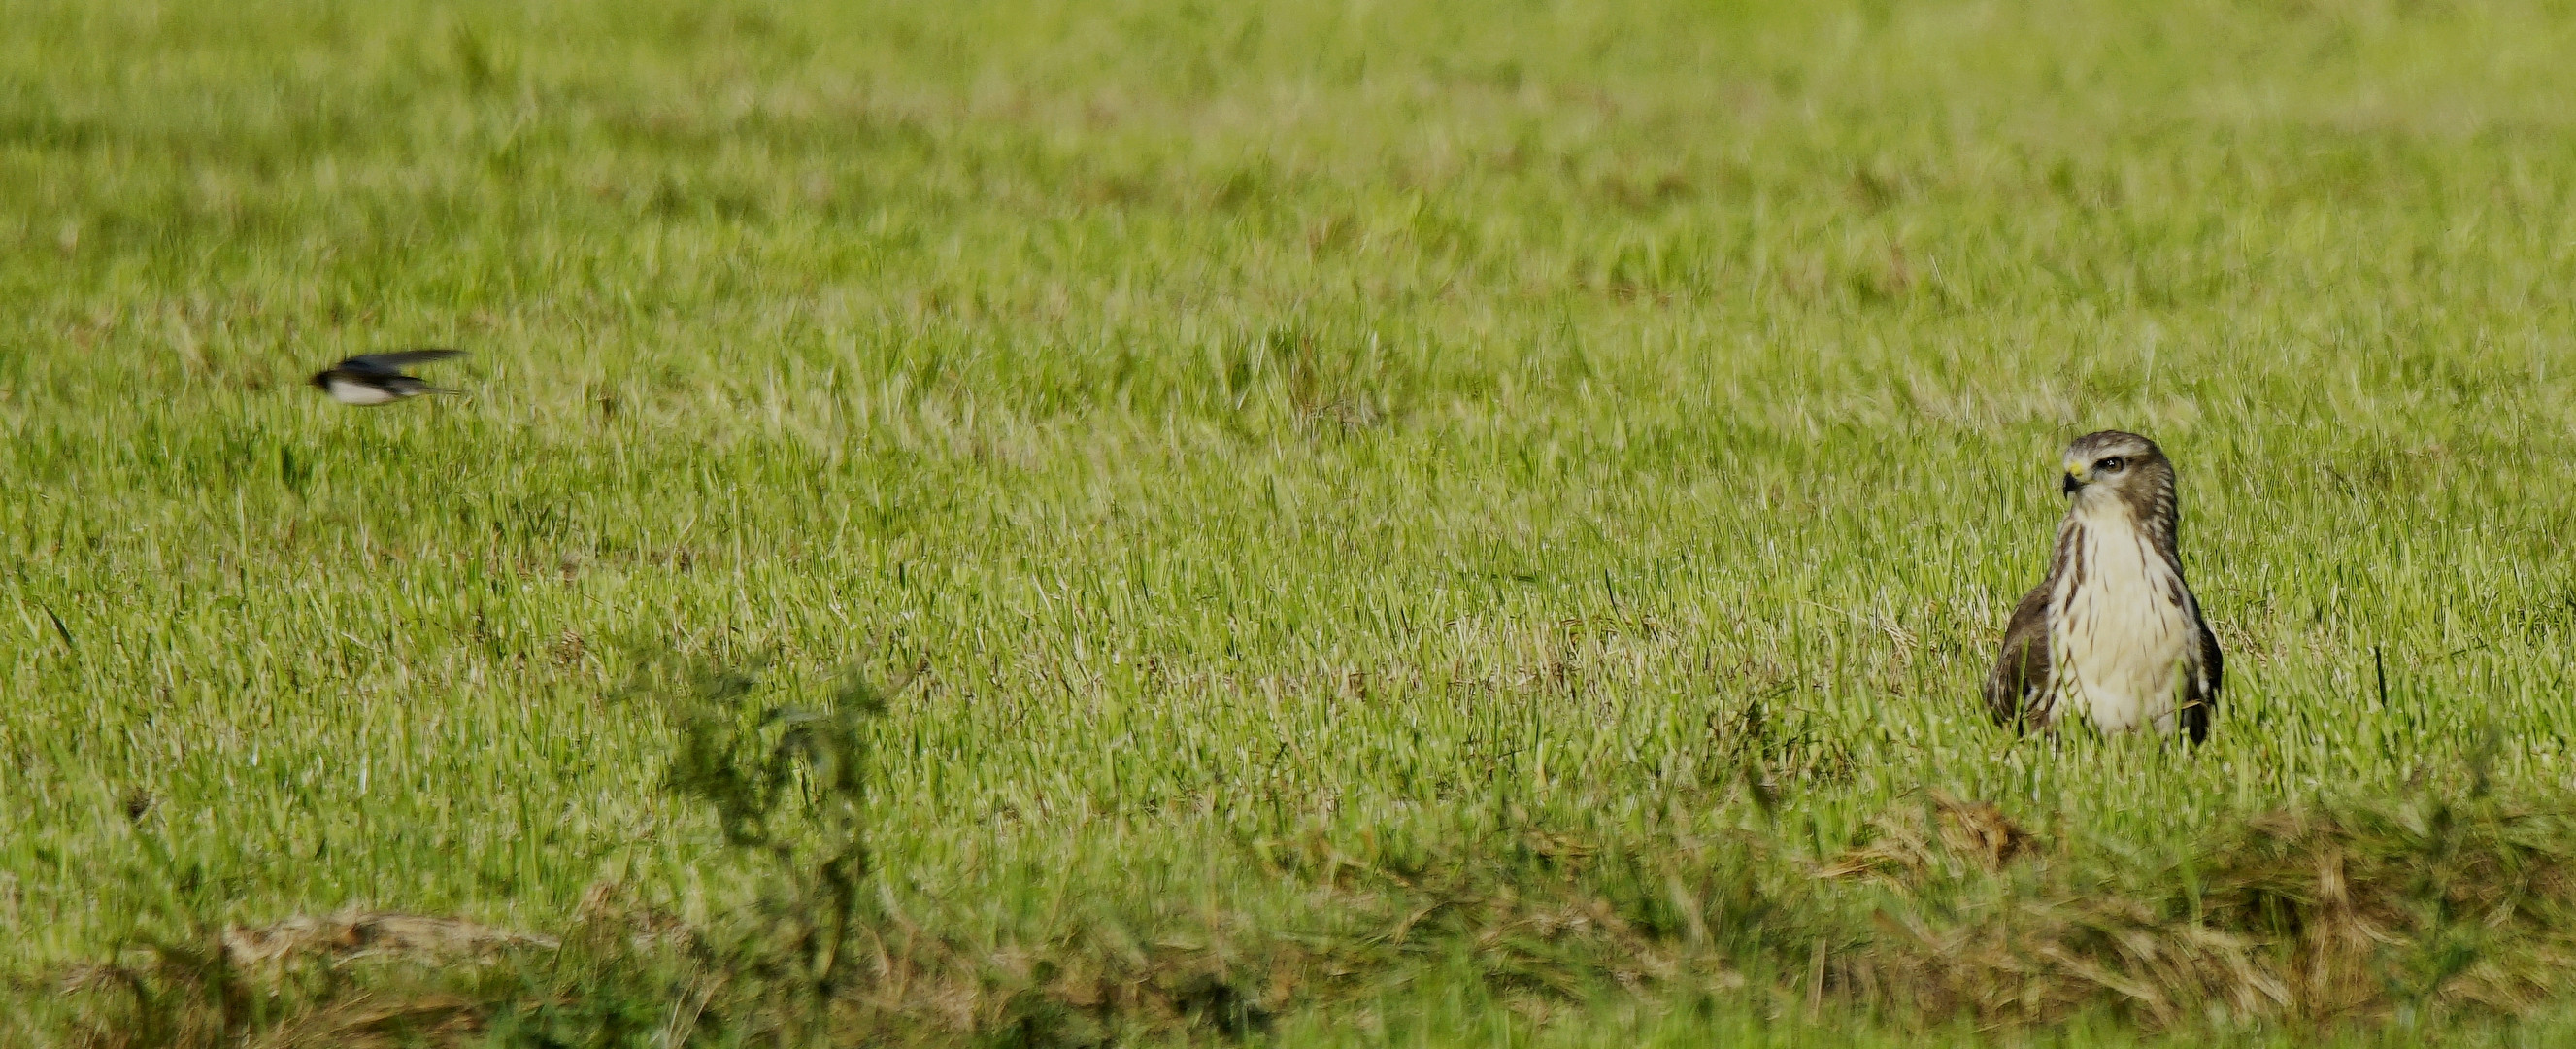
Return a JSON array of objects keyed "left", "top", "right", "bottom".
[{"left": 5, "top": 0, "right": 2576, "bottom": 1044}]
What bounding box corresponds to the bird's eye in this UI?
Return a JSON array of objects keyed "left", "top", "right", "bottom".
[{"left": 2097, "top": 457, "right": 2125, "bottom": 472}]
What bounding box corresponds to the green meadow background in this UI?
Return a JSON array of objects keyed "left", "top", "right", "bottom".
[{"left": 4, "top": 0, "right": 2576, "bottom": 1044}]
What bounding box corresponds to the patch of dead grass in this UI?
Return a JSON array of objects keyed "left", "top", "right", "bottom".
[
  {"left": 48, "top": 786, "right": 2576, "bottom": 1044},
  {"left": 221, "top": 909, "right": 557, "bottom": 968}
]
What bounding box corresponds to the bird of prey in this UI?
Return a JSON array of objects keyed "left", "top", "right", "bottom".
[
  {"left": 1985, "top": 430, "right": 2222, "bottom": 742},
  {"left": 308, "top": 350, "right": 467, "bottom": 405}
]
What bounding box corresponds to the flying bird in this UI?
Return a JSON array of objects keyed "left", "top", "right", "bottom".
[
  {"left": 309, "top": 350, "right": 467, "bottom": 405},
  {"left": 1985, "top": 430, "right": 2222, "bottom": 742}
]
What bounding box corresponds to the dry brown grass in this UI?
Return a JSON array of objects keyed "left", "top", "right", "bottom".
[
  {"left": 1828, "top": 787, "right": 2576, "bottom": 1032},
  {"left": 220, "top": 910, "right": 559, "bottom": 968},
  {"left": 44, "top": 786, "right": 2576, "bottom": 1046},
  {"left": 1819, "top": 790, "right": 2040, "bottom": 880}
]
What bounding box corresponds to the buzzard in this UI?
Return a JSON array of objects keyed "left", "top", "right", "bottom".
[{"left": 1985, "top": 430, "right": 2221, "bottom": 742}]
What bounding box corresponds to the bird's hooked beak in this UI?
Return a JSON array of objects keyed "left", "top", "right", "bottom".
[{"left": 2061, "top": 463, "right": 2087, "bottom": 495}]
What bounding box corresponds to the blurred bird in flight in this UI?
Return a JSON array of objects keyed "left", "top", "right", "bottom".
[{"left": 309, "top": 350, "right": 467, "bottom": 405}]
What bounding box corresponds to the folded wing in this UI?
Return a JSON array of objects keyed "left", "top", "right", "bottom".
[
  {"left": 1984, "top": 585, "right": 2053, "bottom": 730},
  {"left": 2178, "top": 617, "right": 2222, "bottom": 744}
]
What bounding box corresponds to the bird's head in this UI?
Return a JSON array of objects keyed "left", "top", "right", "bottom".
[{"left": 2059, "top": 430, "right": 2172, "bottom": 514}]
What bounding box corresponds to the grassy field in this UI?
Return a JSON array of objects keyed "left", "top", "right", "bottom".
[{"left": 6, "top": 0, "right": 2576, "bottom": 1044}]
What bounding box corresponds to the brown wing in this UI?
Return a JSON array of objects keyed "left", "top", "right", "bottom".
[
  {"left": 1984, "top": 584, "right": 2052, "bottom": 731},
  {"left": 2178, "top": 613, "right": 2221, "bottom": 744}
]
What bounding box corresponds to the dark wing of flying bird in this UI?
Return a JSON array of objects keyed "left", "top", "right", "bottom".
[
  {"left": 1983, "top": 584, "right": 2053, "bottom": 731},
  {"left": 337, "top": 349, "right": 466, "bottom": 377}
]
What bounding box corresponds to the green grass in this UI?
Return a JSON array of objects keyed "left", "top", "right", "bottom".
[{"left": 6, "top": 0, "right": 2576, "bottom": 1043}]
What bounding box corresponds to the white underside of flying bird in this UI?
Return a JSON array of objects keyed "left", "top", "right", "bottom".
[{"left": 319, "top": 377, "right": 406, "bottom": 405}]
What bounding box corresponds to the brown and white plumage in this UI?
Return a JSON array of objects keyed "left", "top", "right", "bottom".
[{"left": 1986, "top": 430, "right": 2221, "bottom": 742}]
